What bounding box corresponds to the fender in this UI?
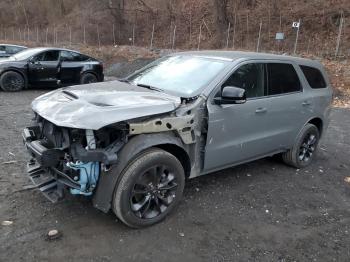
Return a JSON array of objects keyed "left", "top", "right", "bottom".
[{"left": 92, "top": 132, "right": 189, "bottom": 212}]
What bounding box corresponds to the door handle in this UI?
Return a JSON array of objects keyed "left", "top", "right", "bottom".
[
  {"left": 255, "top": 107, "right": 267, "bottom": 114},
  {"left": 302, "top": 100, "right": 312, "bottom": 106}
]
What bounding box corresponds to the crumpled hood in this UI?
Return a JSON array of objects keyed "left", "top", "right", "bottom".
[{"left": 32, "top": 81, "right": 181, "bottom": 130}]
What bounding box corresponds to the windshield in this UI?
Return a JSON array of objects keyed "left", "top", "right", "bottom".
[
  {"left": 11, "top": 48, "right": 45, "bottom": 61},
  {"left": 127, "top": 55, "right": 230, "bottom": 97}
]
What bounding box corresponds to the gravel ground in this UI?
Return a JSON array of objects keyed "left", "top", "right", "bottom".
[{"left": 0, "top": 87, "right": 350, "bottom": 261}]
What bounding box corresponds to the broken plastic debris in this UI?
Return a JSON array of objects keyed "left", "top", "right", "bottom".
[
  {"left": 344, "top": 177, "right": 350, "bottom": 183},
  {"left": 8, "top": 152, "right": 15, "bottom": 157},
  {"left": 247, "top": 173, "right": 252, "bottom": 177},
  {"left": 195, "top": 187, "right": 200, "bottom": 192},
  {"left": 1, "top": 220, "right": 13, "bottom": 226},
  {"left": 179, "top": 232, "right": 185, "bottom": 237}
]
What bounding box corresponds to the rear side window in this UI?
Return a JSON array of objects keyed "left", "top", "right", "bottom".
[
  {"left": 60, "top": 51, "right": 90, "bottom": 62},
  {"left": 300, "top": 65, "right": 327, "bottom": 89},
  {"left": 267, "top": 63, "right": 301, "bottom": 95}
]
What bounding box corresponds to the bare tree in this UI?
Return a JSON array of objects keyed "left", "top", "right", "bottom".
[
  {"left": 106, "top": 0, "right": 126, "bottom": 42},
  {"left": 213, "top": 0, "right": 229, "bottom": 47},
  {"left": 18, "top": 0, "right": 29, "bottom": 26}
]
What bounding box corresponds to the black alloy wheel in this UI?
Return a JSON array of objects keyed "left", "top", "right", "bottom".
[
  {"left": 0, "top": 71, "right": 25, "bottom": 91},
  {"left": 282, "top": 123, "right": 320, "bottom": 168},
  {"left": 113, "top": 148, "right": 185, "bottom": 228},
  {"left": 298, "top": 132, "right": 317, "bottom": 163},
  {"left": 80, "top": 73, "right": 97, "bottom": 84},
  {"left": 130, "top": 164, "right": 178, "bottom": 219}
]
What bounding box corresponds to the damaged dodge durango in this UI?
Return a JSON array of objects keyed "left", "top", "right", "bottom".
[{"left": 23, "top": 51, "right": 332, "bottom": 228}]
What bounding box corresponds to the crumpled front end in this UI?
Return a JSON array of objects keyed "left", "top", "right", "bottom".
[
  {"left": 23, "top": 91, "right": 206, "bottom": 212},
  {"left": 23, "top": 115, "right": 125, "bottom": 202}
]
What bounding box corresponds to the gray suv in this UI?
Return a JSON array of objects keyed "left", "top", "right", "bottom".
[{"left": 23, "top": 51, "right": 333, "bottom": 228}]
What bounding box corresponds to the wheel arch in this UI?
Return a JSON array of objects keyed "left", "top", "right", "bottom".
[
  {"left": 155, "top": 144, "right": 191, "bottom": 178},
  {"left": 92, "top": 132, "right": 191, "bottom": 213},
  {"left": 80, "top": 70, "right": 98, "bottom": 79},
  {"left": 307, "top": 117, "right": 323, "bottom": 137}
]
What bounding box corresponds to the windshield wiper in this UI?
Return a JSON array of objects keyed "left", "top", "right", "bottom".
[
  {"left": 118, "top": 78, "right": 130, "bottom": 83},
  {"left": 136, "top": 83, "right": 163, "bottom": 92}
]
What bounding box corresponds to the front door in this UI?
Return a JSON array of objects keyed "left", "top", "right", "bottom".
[
  {"left": 204, "top": 62, "right": 273, "bottom": 172},
  {"left": 28, "top": 50, "right": 60, "bottom": 87}
]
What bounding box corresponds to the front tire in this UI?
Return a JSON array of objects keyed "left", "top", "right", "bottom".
[
  {"left": 282, "top": 123, "right": 320, "bottom": 168},
  {"left": 80, "top": 72, "right": 97, "bottom": 84},
  {"left": 0, "top": 71, "right": 25, "bottom": 91},
  {"left": 113, "top": 148, "right": 185, "bottom": 228}
]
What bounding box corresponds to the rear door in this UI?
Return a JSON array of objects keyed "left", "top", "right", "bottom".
[
  {"left": 59, "top": 50, "right": 89, "bottom": 85},
  {"left": 262, "top": 62, "right": 313, "bottom": 150},
  {"left": 28, "top": 50, "right": 60, "bottom": 86}
]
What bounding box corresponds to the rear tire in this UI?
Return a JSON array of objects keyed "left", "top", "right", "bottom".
[
  {"left": 113, "top": 148, "right": 185, "bottom": 228},
  {"left": 0, "top": 71, "right": 25, "bottom": 92},
  {"left": 80, "top": 73, "right": 97, "bottom": 84},
  {"left": 282, "top": 123, "right": 320, "bottom": 168}
]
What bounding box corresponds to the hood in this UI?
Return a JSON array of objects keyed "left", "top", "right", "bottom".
[
  {"left": 0, "top": 58, "right": 11, "bottom": 62},
  {"left": 32, "top": 81, "right": 182, "bottom": 130}
]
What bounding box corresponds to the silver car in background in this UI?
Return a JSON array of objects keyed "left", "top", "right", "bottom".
[
  {"left": 0, "top": 44, "right": 27, "bottom": 58},
  {"left": 23, "top": 51, "right": 333, "bottom": 228}
]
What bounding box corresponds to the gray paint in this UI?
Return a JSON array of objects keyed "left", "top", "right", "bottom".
[
  {"left": 31, "top": 50, "right": 332, "bottom": 182},
  {"left": 202, "top": 57, "right": 332, "bottom": 174}
]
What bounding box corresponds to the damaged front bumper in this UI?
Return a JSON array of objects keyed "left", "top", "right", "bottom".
[
  {"left": 22, "top": 125, "right": 114, "bottom": 203},
  {"left": 23, "top": 126, "right": 84, "bottom": 202}
]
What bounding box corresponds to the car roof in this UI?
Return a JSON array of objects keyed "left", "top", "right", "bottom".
[
  {"left": 172, "top": 50, "right": 322, "bottom": 68},
  {"left": 24, "top": 47, "right": 83, "bottom": 53}
]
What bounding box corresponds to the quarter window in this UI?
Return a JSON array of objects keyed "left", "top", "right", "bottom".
[
  {"left": 300, "top": 65, "right": 327, "bottom": 89},
  {"left": 267, "top": 63, "right": 301, "bottom": 95},
  {"left": 223, "top": 63, "right": 265, "bottom": 98}
]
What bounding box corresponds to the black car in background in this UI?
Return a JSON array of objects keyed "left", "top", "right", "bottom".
[
  {"left": 0, "top": 44, "right": 27, "bottom": 58},
  {"left": 0, "top": 47, "right": 104, "bottom": 91}
]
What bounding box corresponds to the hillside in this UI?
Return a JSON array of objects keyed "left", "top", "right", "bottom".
[{"left": 0, "top": 0, "right": 349, "bottom": 56}]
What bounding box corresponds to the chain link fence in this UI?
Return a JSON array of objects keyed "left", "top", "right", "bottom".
[{"left": 0, "top": 10, "right": 348, "bottom": 59}]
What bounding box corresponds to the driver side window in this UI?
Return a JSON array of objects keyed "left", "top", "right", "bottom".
[
  {"left": 33, "top": 51, "right": 59, "bottom": 62},
  {"left": 223, "top": 63, "right": 265, "bottom": 99}
]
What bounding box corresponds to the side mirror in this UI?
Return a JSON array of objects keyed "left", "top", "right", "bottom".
[{"left": 214, "top": 86, "right": 246, "bottom": 105}]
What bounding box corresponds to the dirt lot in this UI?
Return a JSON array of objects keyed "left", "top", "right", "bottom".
[{"left": 0, "top": 87, "right": 350, "bottom": 261}]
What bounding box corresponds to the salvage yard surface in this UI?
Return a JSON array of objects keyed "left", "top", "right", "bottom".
[{"left": 0, "top": 89, "right": 350, "bottom": 261}]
